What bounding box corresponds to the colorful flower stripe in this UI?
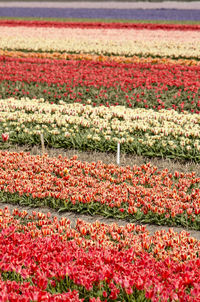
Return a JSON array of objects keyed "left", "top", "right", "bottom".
[
  {"left": 2, "top": 26, "right": 199, "bottom": 44},
  {"left": 0, "top": 151, "right": 200, "bottom": 229},
  {"left": 0, "top": 207, "right": 200, "bottom": 301},
  {"left": 1, "top": 49, "right": 199, "bottom": 66},
  {"left": 0, "top": 7, "right": 200, "bottom": 21},
  {"left": 75, "top": 219, "right": 200, "bottom": 261},
  {"left": 0, "top": 19, "right": 200, "bottom": 31},
  {"left": 1, "top": 207, "right": 200, "bottom": 262},
  {"left": 0, "top": 9, "right": 199, "bottom": 302},
  {"left": 0, "top": 27, "right": 199, "bottom": 59},
  {"left": 1, "top": 98, "right": 200, "bottom": 160},
  {"left": 1, "top": 57, "right": 199, "bottom": 113}
]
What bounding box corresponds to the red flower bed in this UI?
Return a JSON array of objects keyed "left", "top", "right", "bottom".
[
  {"left": 2, "top": 57, "right": 199, "bottom": 89},
  {"left": 0, "top": 19, "right": 199, "bottom": 31},
  {"left": 0, "top": 151, "right": 199, "bottom": 229},
  {"left": 0, "top": 207, "right": 199, "bottom": 301},
  {"left": 1, "top": 56, "right": 199, "bottom": 112}
]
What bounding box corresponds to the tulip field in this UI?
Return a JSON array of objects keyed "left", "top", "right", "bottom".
[
  {"left": 0, "top": 1, "right": 200, "bottom": 301},
  {"left": 0, "top": 150, "right": 200, "bottom": 229},
  {"left": 0, "top": 206, "right": 200, "bottom": 301},
  {"left": 0, "top": 20, "right": 200, "bottom": 160}
]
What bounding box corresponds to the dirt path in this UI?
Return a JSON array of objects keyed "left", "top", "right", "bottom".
[
  {"left": 1, "top": 202, "right": 200, "bottom": 240},
  {"left": 0, "top": 1, "right": 199, "bottom": 10}
]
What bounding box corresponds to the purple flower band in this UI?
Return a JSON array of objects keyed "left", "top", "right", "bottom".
[{"left": 0, "top": 7, "right": 199, "bottom": 21}]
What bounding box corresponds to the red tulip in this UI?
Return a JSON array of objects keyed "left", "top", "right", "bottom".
[{"left": 1, "top": 133, "right": 9, "bottom": 142}]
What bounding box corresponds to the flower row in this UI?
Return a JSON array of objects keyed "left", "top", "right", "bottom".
[
  {"left": 2, "top": 49, "right": 199, "bottom": 66},
  {"left": 0, "top": 207, "right": 199, "bottom": 301},
  {"left": 1, "top": 207, "right": 200, "bottom": 262},
  {"left": 2, "top": 56, "right": 199, "bottom": 90},
  {"left": 2, "top": 7, "right": 199, "bottom": 21},
  {"left": 1, "top": 56, "right": 199, "bottom": 112},
  {"left": 1, "top": 19, "right": 199, "bottom": 31},
  {"left": 1, "top": 26, "right": 199, "bottom": 59},
  {"left": 0, "top": 150, "right": 199, "bottom": 229},
  {"left": 1, "top": 98, "right": 200, "bottom": 160}
]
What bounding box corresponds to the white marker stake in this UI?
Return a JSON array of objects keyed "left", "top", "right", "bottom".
[
  {"left": 40, "top": 133, "right": 45, "bottom": 155},
  {"left": 117, "top": 142, "right": 120, "bottom": 165}
]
